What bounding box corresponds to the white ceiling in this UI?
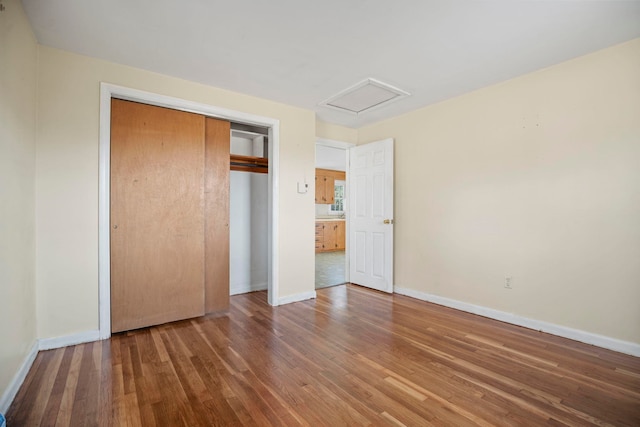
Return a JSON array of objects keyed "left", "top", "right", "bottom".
[{"left": 20, "top": 0, "right": 640, "bottom": 128}]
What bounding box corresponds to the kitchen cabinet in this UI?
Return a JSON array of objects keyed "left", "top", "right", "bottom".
[
  {"left": 315, "top": 168, "right": 346, "bottom": 204},
  {"left": 335, "top": 220, "right": 345, "bottom": 250},
  {"left": 315, "top": 172, "right": 335, "bottom": 204},
  {"left": 315, "top": 220, "right": 346, "bottom": 252}
]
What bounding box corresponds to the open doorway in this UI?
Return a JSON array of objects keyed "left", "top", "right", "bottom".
[{"left": 315, "top": 139, "right": 354, "bottom": 289}]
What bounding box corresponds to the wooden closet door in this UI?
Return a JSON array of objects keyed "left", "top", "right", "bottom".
[
  {"left": 204, "top": 117, "right": 230, "bottom": 313},
  {"left": 110, "top": 99, "right": 205, "bottom": 333}
]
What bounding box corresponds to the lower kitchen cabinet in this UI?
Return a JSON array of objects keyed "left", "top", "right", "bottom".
[{"left": 315, "top": 220, "right": 345, "bottom": 252}]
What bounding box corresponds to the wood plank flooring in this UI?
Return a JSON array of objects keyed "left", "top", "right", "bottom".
[{"left": 7, "top": 284, "right": 640, "bottom": 426}]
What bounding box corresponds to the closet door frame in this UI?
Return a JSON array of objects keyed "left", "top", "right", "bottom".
[{"left": 98, "top": 83, "right": 280, "bottom": 339}]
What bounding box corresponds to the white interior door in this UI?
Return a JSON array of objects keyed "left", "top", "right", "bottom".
[{"left": 348, "top": 138, "right": 394, "bottom": 292}]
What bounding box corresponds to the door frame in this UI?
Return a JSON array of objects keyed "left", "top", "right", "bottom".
[
  {"left": 315, "top": 138, "right": 355, "bottom": 284},
  {"left": 98, "top": 83, "right": 280, "bottom": 339}
]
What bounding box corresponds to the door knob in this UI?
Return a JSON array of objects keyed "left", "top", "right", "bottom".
[{"left": 383, "top": 219, "right": 394, "bottom": 225}]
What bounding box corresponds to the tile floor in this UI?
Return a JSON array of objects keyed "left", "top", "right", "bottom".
[{"left": 315, "top": 250, "right": 346, "bottom": 289}]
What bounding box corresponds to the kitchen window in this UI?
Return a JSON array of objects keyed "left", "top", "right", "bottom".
[{"left": 330, "top": 180, "right": 345, "bottom": 214}]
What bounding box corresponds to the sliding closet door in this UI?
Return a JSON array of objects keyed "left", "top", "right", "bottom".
[
  {"left": 205, "top": 117, "right": 230, "bottom": 313},
  {"left": 110, "top": 99, "right": 206, "bottom": 333}
]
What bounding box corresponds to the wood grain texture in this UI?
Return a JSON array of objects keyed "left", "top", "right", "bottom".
[
  {"left": 204, "top": 117, "right": 231, "bottom": 313},
  {"left": 335, "top": 221, "right": 346, "bottom": 250},
  {"left": 316, "top": 168, "right": 346, "bottom": 181},
  {"left": 322, "top": 222, "right": 337, "bottom": 250},
  {"left": 110, "top": 99, "right": 205, "bottom": 332},
  {"left": 8, "top": 284, "right": 640, "bottom": 426},
  {"left": 315, "top": 169, "right": 345, "bottom": 204},
  {"left": 315, "top": 221, "right": 346, "bottom": 252},
  {"left": 315, "top": 223, "right": 323, "bottom": 251},
  {"left": 230, "top": 153, "right": 268, "bottom": 174}
]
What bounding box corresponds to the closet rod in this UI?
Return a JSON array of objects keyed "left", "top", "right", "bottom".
[
  {"left": 230, "top": 163, "right": 268, "bottom": 174},
  {"left": 230, "top": 162, "right": 268, "bottom": 169},
  {"left": 230, "top": 154, "right": 269, "bottom": 174}
]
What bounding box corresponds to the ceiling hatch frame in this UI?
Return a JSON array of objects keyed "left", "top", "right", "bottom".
[{"left": 319, "top": 78, "right": 410, "bottom": 116}]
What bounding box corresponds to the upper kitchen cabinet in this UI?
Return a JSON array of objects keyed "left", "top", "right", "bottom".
[{"left": 315, "top": 168, "right": 345, "bottom": 204}]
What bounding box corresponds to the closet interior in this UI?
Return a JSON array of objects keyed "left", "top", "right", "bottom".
[{"left": 229, "top": 125, "right": 269, "bottom": 296}]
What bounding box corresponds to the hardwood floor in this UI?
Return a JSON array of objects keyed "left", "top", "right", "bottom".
[{"left": 7, "top": 284, "right": 640, "bottom": 426}]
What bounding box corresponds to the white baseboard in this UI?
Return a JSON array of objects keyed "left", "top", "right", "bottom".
[
  {"left": 0, "top": 330, "right": 102, "bottom": 413},
  {"left": 277, "top": 290, "right": 316, "bottom": 306},
  {"left": 0, "top": 340, "right": 39, "bottom": 414},
  {"left": 38, "top": 330, "right": 101, "bottom": 351},
  {"left": 230, "top": 282, "right": 268, "bottom": 296},
  {"left": 394, "top": 287, "right": 640, "bottom": 357}
]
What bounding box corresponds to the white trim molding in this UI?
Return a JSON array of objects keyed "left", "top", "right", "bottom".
[
  {"left": 395, "top": 287, "right": 640, "bottom": 357},
  {"left": 316, "top": 137, "right": 356, "bottom": 150},
  {"left": 0, "top": 331, "right": 102, "bottom": 413},
  {"left": 277, "top": 291, "right": 317, "bottom": 306},
  {"left": 267, "top": 123, "right": 279, "bottom": 307},
  {"left": 38, "top": 330, "right": 101, "bottom": 351},
  {"left": 99, "top": 83, "right": 281, "bottom": 337},
  {"left": 0, "top": 341, "right": 38, "bottom": 414}
]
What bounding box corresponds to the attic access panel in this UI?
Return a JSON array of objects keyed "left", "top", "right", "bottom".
[{"left": 320, "top": 78, "right": 410, "bottom": 115}]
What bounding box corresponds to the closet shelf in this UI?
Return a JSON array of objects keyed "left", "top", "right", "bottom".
[{"left": 230, "top": 154, "right": 269, "bottom": 174}]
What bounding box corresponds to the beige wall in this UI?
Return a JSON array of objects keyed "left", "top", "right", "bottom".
[
  {"left": 359, "top": 39, "right": 640, "bottom": 344},
  {"left": 316, "top": 119, "right": 358, "bottom": 144},
  {"left": 0, "top": 0, "right": 38, "bottom": 406},
  {"left": 36, "top": 46, "right": 316, "bottom": 339}
]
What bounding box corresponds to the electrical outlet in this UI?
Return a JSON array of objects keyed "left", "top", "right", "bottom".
[{"left": 505, "top": 277, "right": 513, "bottom": 289}]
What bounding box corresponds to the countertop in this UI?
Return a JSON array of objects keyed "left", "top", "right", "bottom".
[{"left": 316, "top": 217, "right": 346, "bottom": 222}]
